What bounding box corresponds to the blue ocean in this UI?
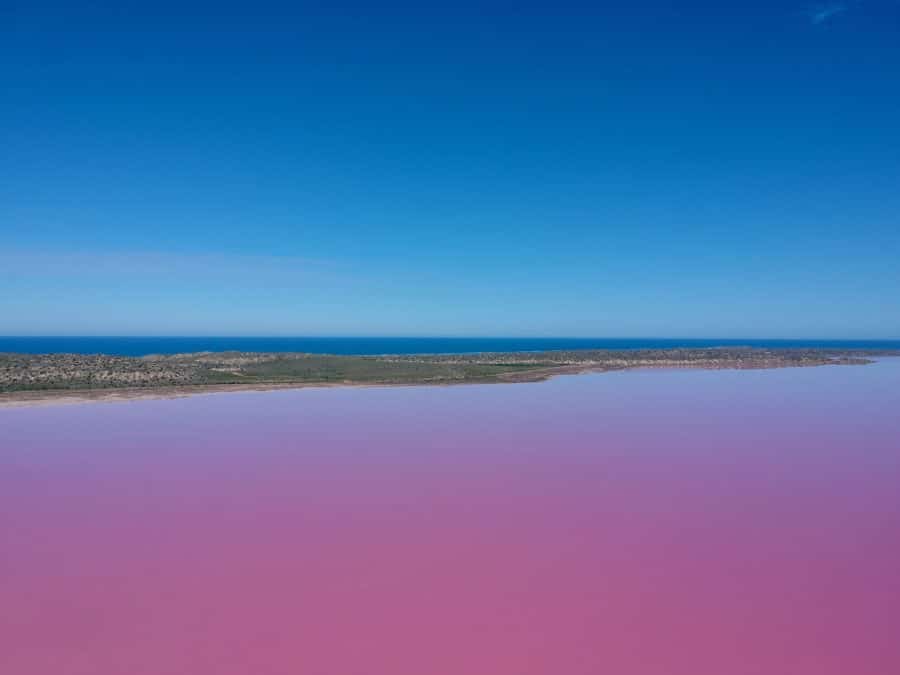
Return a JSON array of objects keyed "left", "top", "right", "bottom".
[{"left": 1, "top": 337, "right": 898, "bottom": 356}]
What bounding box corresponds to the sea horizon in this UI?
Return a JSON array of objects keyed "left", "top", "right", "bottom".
[{"left": 2, "top": 335, "right": 900, "bottom": 357}]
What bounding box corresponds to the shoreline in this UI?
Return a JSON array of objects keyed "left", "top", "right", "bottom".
[{"left": 0, "top": 358, "right": 873, "bottom": 409}]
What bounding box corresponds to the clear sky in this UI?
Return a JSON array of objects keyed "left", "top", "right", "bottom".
[{"left": 2, "top": 1, "right": 899, "bottom": 337}]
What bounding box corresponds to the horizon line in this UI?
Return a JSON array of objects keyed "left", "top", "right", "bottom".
[{"left": 2, "top": 335, "right": 899, "bottom": 342}]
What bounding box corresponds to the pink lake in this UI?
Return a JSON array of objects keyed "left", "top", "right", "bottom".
[{"left": 2, "top": 361, "right": 900, "bottom": 675}]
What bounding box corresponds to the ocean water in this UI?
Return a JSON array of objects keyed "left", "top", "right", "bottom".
[
  {"left": 2, "top": 360, "right": 900, "bottom": 674},
  {"left": 1, "top": 335, "right": 899, "bottom": 355}
]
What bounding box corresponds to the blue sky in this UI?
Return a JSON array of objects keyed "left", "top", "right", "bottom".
[{"left": 2, "top": 1, "right": 899, "bottom": 337}]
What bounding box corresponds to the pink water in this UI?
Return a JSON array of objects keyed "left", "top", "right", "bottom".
[{"left": 2, "top": 362, "right": 900, "bottom": 675}]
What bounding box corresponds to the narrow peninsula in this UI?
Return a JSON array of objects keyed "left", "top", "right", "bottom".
[{"left": 1, "top": 347, "right": 892, "bottom": 407}]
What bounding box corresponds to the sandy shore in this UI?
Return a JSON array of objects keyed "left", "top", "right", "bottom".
[{"left": 0, "top": 381, "right": 382, "bottom": 409}]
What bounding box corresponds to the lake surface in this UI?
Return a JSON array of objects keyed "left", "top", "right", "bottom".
[
  {"left": 2, "top": 361, "right": 899, "bottom": 675},
  {"left": 2, "top": 335, "right": 899, "bottom": 355}
]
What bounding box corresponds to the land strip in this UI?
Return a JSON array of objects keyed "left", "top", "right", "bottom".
[{"left": 0, "top": 348, "right": 889, "bottom": 407}]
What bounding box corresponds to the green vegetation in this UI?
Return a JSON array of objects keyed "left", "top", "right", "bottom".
[{"left": 238, "top": 355, "right": 546, "bottom": 383}]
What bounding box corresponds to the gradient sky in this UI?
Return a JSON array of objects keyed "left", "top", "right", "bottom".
[{"left": 2, "top": 1, "right": 899, "bottom": 337}]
